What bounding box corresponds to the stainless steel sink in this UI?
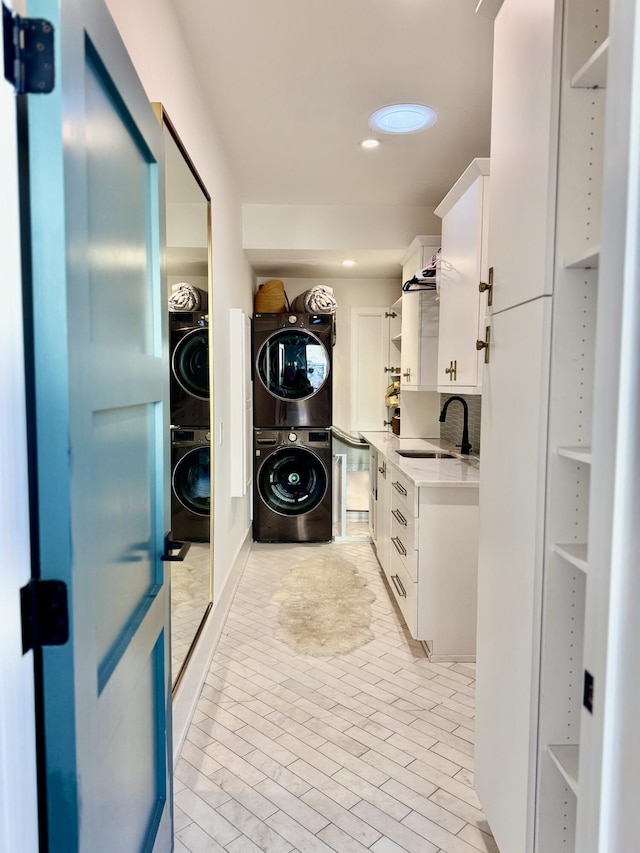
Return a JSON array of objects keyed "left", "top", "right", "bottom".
[{"left": 397, "top": 451, "right": 455, "bottom": 459}]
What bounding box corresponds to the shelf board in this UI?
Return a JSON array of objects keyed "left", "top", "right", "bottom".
[
  {"left": 548, "top": 744, "right": 579, "bottom": 796},
  {"left": 554, "top": 543, "right": 588, "bottom": 574},
  {"left": 565, "top": 246, "right": 600, "bottom": 269},
  {"left": 558, "top": 446, "right": 592, "bottom": 465},
  {"left": 392, "top": 334, "right": 402, "bottom": 343},
  {"left": 571, "top": 37, "right": 609, "bottom": 89}
]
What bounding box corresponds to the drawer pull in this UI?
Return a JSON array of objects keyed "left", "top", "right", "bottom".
[
  {"left": 391, "top": 508, "right": 407, "bottom": 526},
  {"left": 391, "top": 574, "right": 407, "bottom": 598},
  {"left": 392, "top": 481, "right": 408, "bottom": 497},
  {"left": 391, "top": 536, "right": 407, "bottom": 557}
]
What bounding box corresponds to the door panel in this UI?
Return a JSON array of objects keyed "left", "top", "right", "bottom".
[{"left": 23, "top": 0, "right": 171, "bottom": 850}]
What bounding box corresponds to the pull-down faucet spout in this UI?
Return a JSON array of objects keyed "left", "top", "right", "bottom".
[{"left": 439, "top": 396, "right": 472, "bottom": 455}]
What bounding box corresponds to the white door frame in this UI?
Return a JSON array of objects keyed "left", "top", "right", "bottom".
[{"left": 0, "top": 3, "right": 39, "bottom": 850}]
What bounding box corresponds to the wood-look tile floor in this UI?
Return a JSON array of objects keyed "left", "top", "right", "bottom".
[{"left": 173, "top": 540, "right": 498, "bottom": 853}]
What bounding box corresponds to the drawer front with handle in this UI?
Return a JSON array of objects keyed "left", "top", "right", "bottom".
[
  {"left": 390, "top": 498, "right": 418, "bottom": 553},
  {"left": 389, "top": 516, "right": 418, "bottom": 582},
  {"left": 387, "top": 545, "right": 418, "bottom": 636},
  {"left": 388, "top": 463, "right": 418, "bottom": 517}
]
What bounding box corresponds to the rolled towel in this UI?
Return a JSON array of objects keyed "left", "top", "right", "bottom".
[
  {"left": 290, "top": 292, "right": 308, "bottom": 313},
  {"left": 169, "top": 282, "right": 201, "bottom": 311},
  {"left": 304, "top": 285, "right": 338, "bottom": 314}
]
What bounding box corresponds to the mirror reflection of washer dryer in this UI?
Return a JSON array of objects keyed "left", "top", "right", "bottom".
[
  {"left": 171, "top": 428, "right": 211, "bottom": 542},
  {"left": 170, "top": 311, "right": 210, "bottom": 427},
  {"left": 252, "top": 313, "right": 333, "bottom": 428},
  {"left": 253, "top": 429, "right": 332, "bottom": 542}
]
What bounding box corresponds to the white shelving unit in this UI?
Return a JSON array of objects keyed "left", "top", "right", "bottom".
[{"left": 536, "top": 2, "right": 609, "bottom": 849}]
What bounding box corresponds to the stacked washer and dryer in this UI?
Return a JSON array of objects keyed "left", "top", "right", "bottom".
[
  {"left": 252, "top": 312, "right": 334, "bottom": 542},
  {"left": 169, "top": 310, "right": 211, "bottom": 542}
]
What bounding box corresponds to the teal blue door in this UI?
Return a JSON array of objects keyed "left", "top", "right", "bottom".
[{"left": 22, "top": 0, "right": 172, "bottom": 850}]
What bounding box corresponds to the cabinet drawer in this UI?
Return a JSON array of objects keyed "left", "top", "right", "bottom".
[
  {"left": 390, "top": 495, "right": 418, "bottom": 552},
  {"left": 387, "top": 546, "right": 418, "bottom": 636},
  {"left": 388, "top": 465, "right": 417, "bottom": 516},
  {"left": 390, "top": 513, "right": 418, "bottom": 581}
]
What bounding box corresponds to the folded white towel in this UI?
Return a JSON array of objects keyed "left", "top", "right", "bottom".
[{"left": 169, "top": 282, "right": 201, "bottom": 311}]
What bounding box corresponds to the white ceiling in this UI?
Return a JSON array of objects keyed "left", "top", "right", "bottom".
[{"left": 171, "top": 0, "right": 495, "bottom": 279}]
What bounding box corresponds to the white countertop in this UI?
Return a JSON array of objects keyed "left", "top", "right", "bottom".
[{"left": 359, "top": 432, "right": 480, "bottom": 488}]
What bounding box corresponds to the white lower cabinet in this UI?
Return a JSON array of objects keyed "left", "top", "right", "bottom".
[{"left": 380, "top": 461, "right": 479, "bottom": 660}]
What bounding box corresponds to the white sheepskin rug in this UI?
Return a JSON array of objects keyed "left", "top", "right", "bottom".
[{"left": 271, "top": 556, "right": 376, "bottom": 656}]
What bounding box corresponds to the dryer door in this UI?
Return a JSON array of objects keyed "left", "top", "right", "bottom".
[
  {"left": 258, "top": 446, "right": 328, "bottom": 515},
  {"left": 256, "top": 329, "right": 330, "bottom": 401},
  {"left": 172, "top": 327, "right": 210, "bottom": 400},
  {"left": 172, "top": 445, "right": 211, "bottom": 516}
]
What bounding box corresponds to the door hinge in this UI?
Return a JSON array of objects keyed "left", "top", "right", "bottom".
[
  {"left": 3, "top": 3, "right": 54, "bottom": 94},
  {"left": 20, "top": 579, "right": 69, "bottom": 654}
]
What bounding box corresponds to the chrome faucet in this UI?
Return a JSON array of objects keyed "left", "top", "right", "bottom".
[{"left": 439, "top": 395, "right": 472, "bottom": 455}]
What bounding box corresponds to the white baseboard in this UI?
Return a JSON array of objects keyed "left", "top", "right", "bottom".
[{"left": 172, "top": 528, "right": 252, "bottom": 764}]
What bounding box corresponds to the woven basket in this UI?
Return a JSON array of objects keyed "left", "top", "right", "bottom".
[{"left": 255, "top": 279, "right": 287, "bottom": 313}]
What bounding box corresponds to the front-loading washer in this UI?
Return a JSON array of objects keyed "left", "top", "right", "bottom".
[
  {"left": 252, "top": 313, "right": 333, "bottom": 428},
  {"left": 170, "top": 311, "right": 210, "bottom": 427},
  {"left": 253, "top": 428, "right": 332, "bottom": 542},
  {"left": 171, "top": 428, "right": 210, "bottom": 542}
]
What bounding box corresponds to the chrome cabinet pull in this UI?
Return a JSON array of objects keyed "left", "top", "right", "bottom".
[
  {"left": 391, "top": 536, "right": 407, "bottom": 557},
  {"left": 392, "top": 481, "right": 407, "bottom": 496},
  {"left": 391, "top": 508, "right": 407, "bottom": 526},
  {"left": 391, "top": 574, "right": 407, "bottom": 598}
]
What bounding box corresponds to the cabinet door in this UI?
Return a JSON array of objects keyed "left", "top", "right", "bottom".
[
  {"left": 376, "top": 459, "right": 391, "bottom": 573},
  {"left": 438, "top": 176, "right": 487, "bottom": 390},
  {"left": 400, "top": 291, "right": 421, "bottom": 386},
  {"left": 488, "top": 0, "right": 561, "bottom": 313},
  {"left": 475, "top": 297, "right": 552, "bottom": 853},
  {"left": 350, "top": 308, "right": 391, "bottom": 431}
]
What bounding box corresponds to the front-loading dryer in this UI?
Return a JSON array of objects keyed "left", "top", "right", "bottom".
[
  {"left": 253, "top": 428, "right": 332, "bottom": 542},
  {"left": 171, "top": 428, "right": 210, "bottom": 542},
  {"left": 170, "top": 311, "right": 210, "bottom": 427},
  {"left": 252, "top": 313, "right": 333, "bottom": 428}
]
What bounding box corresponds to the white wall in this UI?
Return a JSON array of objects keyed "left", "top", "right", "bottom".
[
  {"left": 107, "top": 0, "right": 256, "bottom": 596},
  {"left": 258, "top": 277, "right": 402, "bottom": 432}
]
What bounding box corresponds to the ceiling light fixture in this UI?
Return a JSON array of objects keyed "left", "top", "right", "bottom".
[
  {"left": 361, "top": 138, "right": 380, "bottom": 149},
  {"left": 342, "top": 259, "right": 356, "bottom": 267},
  {"left": 368, "top": 103, "right": 437, "bottom": 135}
]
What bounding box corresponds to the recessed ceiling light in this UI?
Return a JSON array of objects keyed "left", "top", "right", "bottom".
[
  {"left": 368, "top": 103, "right": 437, "bottom": 135},
  {"left": 342, "top": 259, "right": 356, "bottom": 267},
  {"left": 361, "top": 138, "right": 380, "bottom": 149}
]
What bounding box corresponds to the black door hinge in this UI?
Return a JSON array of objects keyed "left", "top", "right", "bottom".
[
  {"left": 3, "top": 3, "right": 54, "bottom": 94},
  {"left": 20, "top": 579, "right": 69, "bottom": 654}
]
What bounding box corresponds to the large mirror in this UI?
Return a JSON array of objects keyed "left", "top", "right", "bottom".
[{"left": 154, "top": 104, "right": 213, "bottom": 691}]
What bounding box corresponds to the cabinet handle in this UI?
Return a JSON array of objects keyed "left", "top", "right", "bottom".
[
  {"left": 391, "top": 508, "right": 407, "bottom": 526},
  {"left": 378, "top": 462, "right": 386, "bottom": 477},
  {"left": 383, "top": 419, "right": 393, "bottom": 427},
  {"left": 402, "top": 368, "right": 411, "bottom": 380},
  {"left": 444, "top": 359, "right": 457, "bottom": 381},
  {"left": 478, "top": 266, "right": 494, "bottom": 307},
  {"left": 384, "top": 366, "right": 400, "bottom": 373},
  {"left": 391, "top": 574, "right": 407, "bottom": 598},
  {"left": 476, "top": 326, "right": 491, "bottom": 363},
  {"left": 391, "top": 536, "right": 407, "bottom": 557},
  {"left": 392, "top": 481, "right": 408, "bottom": 496}
]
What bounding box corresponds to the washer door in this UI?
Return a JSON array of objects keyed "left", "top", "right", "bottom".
[
  {"left": 258, "top": 446, "right": 328, "bottom": 516},
  {"left": 172, "top": 328, "right": 210, "bottom": 400},
  {"left": 256, "top": 329, "right": 329, "bottom": 401},
  {"left": 172, "top": 446, "right": 210, "bottom": 516}
]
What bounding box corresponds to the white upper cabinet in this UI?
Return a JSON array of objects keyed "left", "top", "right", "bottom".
[
  {"left": 486, "top": 0, "right": 561, "bottom": 313},
  {"left": 399, "top": 237, "right": 440, "bottom": 390},
  {"left": 435, "top": 160, "right": 490, "bottom": 394}
]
